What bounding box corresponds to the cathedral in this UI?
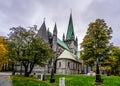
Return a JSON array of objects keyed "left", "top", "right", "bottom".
[{"left": 37, "top": 13, "right": 82, "bottom": 74}]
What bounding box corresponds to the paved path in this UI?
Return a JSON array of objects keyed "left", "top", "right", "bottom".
[
  {"left": 0, "top": 72, "right": 12, "bottom": 86},
  {"left": 0, "top": 72, "right": 12, "bottom": 76}
]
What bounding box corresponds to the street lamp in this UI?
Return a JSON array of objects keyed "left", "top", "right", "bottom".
[
  {"left": 50, "top": 59, "right": 55, "bottom": 83},
  {"left": 50, "top": 49, "right": 57, "bottom": 83},
  {"left": 95, "top": 58, "right": 103, "bottom": 84},
  {"left": 50, "top": 67, "right": 55, "bottom": 83}
]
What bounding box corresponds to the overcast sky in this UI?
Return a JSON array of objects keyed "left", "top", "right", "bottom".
[{"left": 0, "top": 0, "right": 120, "bottom": 47}]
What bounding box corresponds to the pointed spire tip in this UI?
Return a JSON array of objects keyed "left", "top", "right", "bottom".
[
  {"left": 43, "top": 17, "right": 45, "bottom": 23},
  {"left": 70, "top": 8, "right": 72, "bottom": 14}
]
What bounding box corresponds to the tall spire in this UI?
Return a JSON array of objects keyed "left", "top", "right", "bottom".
[
  {"left": 66, "top": 12, "right": 75, "bottom": 40},
  {"left": 53, "top": 23, "right": 57, "bottom": 36},
  {"left": 53, "top": 23, "right": 57, "bottom": 53},
  {"left": 39, "top": 18, "right": 46, "bottom": 34}
]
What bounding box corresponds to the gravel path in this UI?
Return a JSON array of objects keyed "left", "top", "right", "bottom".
[{"left": 0, "top": 74, "right": 12, "bottom": 86}]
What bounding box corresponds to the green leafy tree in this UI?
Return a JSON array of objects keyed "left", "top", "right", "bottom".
[
  {"left": 80, "top": 19, "right": 112, "bottom": 70},
  {"left": 7, "top": 26, "right": 54, "bottom": 77},
  {"left": 109, "top": 46, "right": 120, "bottom": 75}
]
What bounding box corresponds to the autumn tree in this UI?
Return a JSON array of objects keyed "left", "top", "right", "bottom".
[
  {"left": 0, "top": 36, "right": 8, "bottom": 71},
  {"left": 80, "top": 19, "right": 112, "bottom": 70},
  {"left": 7, "top": 26, "right": 54, "bottom": 77}
]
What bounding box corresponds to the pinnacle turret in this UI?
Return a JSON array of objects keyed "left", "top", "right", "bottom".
[{"left": 53, "top": 23, "right": 57, "bottom": 36}]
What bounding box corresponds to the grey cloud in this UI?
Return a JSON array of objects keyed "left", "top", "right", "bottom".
[
  {"left": 0, "top": 0, "right": 120, "bottom": 47},
  {"left": 80, "top": 0, "right": 120, "bottom": 46}
]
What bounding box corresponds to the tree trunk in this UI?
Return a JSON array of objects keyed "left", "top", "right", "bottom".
[
  {"left": 28, "top": 63, "right": 35, "bottom": 75},
  {"left": 23, "top": 62, "right": 35, "bottom": 77},
  {"left": 25, "top": 72, "right": 30, "bottom": 77},
  {"left": 90, "top": 65, "right": 93, "bottom": 71},
  {"left": 23, "top": 63, "right": 29, "bottom": 77},
  {"left": 20, "top": 63, "right": 22, "bottom": 75}
]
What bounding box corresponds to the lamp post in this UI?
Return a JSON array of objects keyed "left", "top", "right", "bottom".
[
  {"left": 50, "top": 59, "right": 55, "bottom": 83},
  {"left": 95, "top": 58, "right": 102, "bottom": 84},
  {"left": 50, "top": 67, "right": 55, "bottom": 83},
  {"left": 50, "top": 43, "right": 57, "bottom": 83}
]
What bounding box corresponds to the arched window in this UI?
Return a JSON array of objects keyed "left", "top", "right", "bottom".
[
  {"left": 59, "top": 62, "right": 61, "bottom": 67},
  {"left": 68, "top": 62, "right": 70, "bottom": 68}
]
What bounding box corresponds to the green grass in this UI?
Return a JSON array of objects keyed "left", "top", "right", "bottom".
[{"left": 11, "top": 75, "right": 120, "bottom": 86}]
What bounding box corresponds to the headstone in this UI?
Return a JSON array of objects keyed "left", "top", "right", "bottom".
[
  {"left": 40, "top": 74, "right": 43, "bottom": 80},
  {"left": 59, "top": 77, "right": 65, "bottom": 86}
]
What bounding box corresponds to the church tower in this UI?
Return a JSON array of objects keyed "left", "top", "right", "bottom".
[
  {"left": 64, "top": 12, "right": 78, "bottom": 54},
  {"left": 52, "top": 23, "right": 57, "bottom": 53}
]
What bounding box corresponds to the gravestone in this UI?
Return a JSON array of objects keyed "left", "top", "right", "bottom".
[
  {"left": 38, "top": 74, "right": 43, "bottom": 80},
  {"left": 59, "top": 77, "right": 65, "bottom": 86},
  {"left": 40, "top": 74, "right": 43, "bottom": 80}
]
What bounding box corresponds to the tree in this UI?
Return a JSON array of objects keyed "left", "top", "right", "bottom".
[
  {"left": 80, "top": 19, "right": 112, "bottom": 70},
  {"left": 0, "top": 36, "right": 8, "bottom": 71},
  {"left": 109, "top": 46, "right": 120, "bottom": 75},
  {"left": 7, "top": 26, "right": 54, "bottom": 77}
]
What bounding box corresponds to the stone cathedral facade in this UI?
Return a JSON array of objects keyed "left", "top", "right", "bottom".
[{"left": 37, "top": 13, "right": 82, "bottom": 74}]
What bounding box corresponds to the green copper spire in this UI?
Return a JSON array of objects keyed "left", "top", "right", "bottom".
[{"left": 66, "top": 12, "right": 75, "bottom": 40}]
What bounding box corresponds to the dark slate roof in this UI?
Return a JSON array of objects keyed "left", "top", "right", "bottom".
[{"left": 37, "top": 21, "right": 48, "bottom": 43}]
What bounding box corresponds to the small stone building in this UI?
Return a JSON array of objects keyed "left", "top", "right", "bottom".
[{"left": 56, "top": 50, "right": 82, "bottom": 74}]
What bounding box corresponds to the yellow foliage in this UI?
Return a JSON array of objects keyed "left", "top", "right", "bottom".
[{"left": 0, "top": 36, "right": 8, "bottom": 70}]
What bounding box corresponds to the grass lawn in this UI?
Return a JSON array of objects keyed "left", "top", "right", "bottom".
[{"left": 11, "top": 74, "right": 120, "bottom": 86}]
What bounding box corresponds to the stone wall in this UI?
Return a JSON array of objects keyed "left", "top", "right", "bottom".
[{"left": 56, "top": 59, "right": 82, "bottom": 74}]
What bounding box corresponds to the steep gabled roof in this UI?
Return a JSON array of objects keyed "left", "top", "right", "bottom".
[
  {"left": 38, "top": 20, "right": 46, "bottom": 34},
  {"left": 57, "top": 38, "right": 69, "bottom": 50},
  {"left": 37, "top": 20, "right": 48, "bottom": 42}
]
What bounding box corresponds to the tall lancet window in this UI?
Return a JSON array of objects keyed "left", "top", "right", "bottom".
[{"left": 59, "top": 62, "right": 61, "bottom": 68}]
